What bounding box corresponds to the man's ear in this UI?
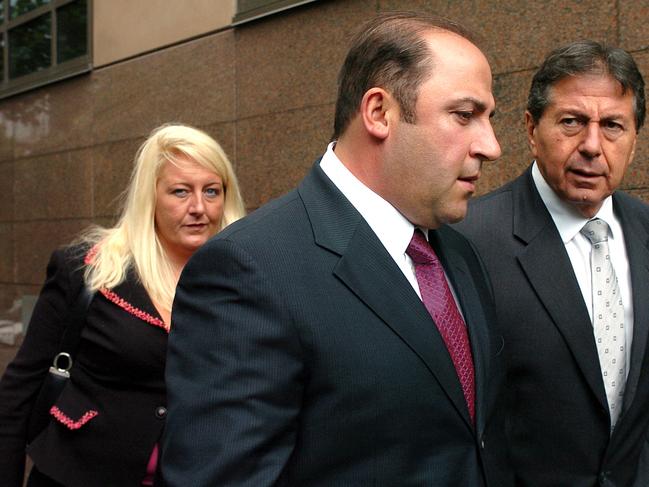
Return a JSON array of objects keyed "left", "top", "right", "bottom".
[
  {"left": 525, "top": 111, "right": 538, "bottom": 157},
  {"left": 360, "top": 88, "right": 396, "bottom": 140},
  {"left": 629, "top": 134, "right": 637, "bottom": 163}
]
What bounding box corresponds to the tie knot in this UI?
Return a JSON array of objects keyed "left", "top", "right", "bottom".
[
  {"left": 406, "top": 229, "right": 439, "bottom": 265},
  {"left": 581, "top": 218, "right": 610, "bottom": 244}
]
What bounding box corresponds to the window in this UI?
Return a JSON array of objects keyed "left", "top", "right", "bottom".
[
  {"left": 0, "top": 0, "right": 91, "bottom": 99},
  {"left": 233, "top": 0, "right": 318, "bottom": 25}
]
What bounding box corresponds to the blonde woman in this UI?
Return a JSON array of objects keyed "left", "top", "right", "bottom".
[{"left": 0, "top": 124, "right": 245, "bottom": 487}]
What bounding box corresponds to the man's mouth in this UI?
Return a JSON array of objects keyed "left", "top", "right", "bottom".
[
  {"left": 458, "top": 173, "right": 480, "bottom": 191},
  {"left": 569, "top": 168, "right": 603, "bottom": 178}
]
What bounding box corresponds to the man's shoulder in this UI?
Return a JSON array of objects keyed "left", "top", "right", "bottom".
[
  {"left": 614, "top": 190, "right": 649, "bottom": 217},
  {"left": 455, "top": 176, "right": 522, "bottom": 235},
  {"left": 451, "top": 171, "right": 537, "bottom": 252},
  {"left": 470, "top": 184, "right": 514, "bottom": 214},
  {"left": 613, "top": 191, "right": 649, "bottom": 240},
  {"left": 218, "top": 189, "right": 305, "bottom": 242},
  {"left": 185, "top": 188, "right": 311, "bottom": 276},
  {"left": 471, "top": 169, "right": 530, "bottom": 210}
]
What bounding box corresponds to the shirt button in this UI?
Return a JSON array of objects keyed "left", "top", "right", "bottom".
[{"left": 155, "top": 406, "right": 167, "bottom": 419}]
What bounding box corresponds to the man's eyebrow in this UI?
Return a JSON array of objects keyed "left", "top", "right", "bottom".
[
  {"left": 454, "top": 97, "right": 495, "bottom": 116},
  {"left": 559, "top": 107, "right": 630, "bottom": 121},
  {"left": 600, "top": 112, "right": 631, "bottom": 121}
]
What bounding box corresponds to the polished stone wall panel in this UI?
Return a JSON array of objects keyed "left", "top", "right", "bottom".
[
  {"left": 619, "top": 0, "right": 649, "bottom": 51},
  {"left": 625, "top": 159, "right": 649, "bottom": 192},
  {"left": 1, "top": 0, "right": 649, "bottom": 310},
  {"left": 201, "top": 122, "right": 237, "bottom": 170},
  {"left": 0, "top": 111, "right": 14, "bottom": 162},
  {"left": 92, "top": 138, "right": 144, "bottom": 218},
  {"left": 624, "top": 127, "right": 649, "bottom": 192},
  {"left": 0, "top": 162, "right": 14, "bottom": 222},
  {"left": 236, "top": 103, "right": 334, "bottom": 209},
  {"left": 92, "top": 30, "right": 236, "bottom": 145},
  {"left": 479, "top": 69, "right": 535, "bottom": 194},
  {"left": 14, "top": 150, "right": 93, "bottom": 221},
  {"left": 0, "top": 284, "right": 34, "bottom": 317},
  {"left": 0, "top": 223, "right": 13, "bottom": 282},
  {"left": 378, "top": 0, "right": 618, "bottom": 75},
  {"left": 236, "top": 0, "right": 376, "bottom": 120},
  {"left": 14, "top": 219, "right": 92, "bottom": 285},
  {"left": 11, "top": 76, "right": 94, "bottom": 158},
  {"left": 620, "top": 50, "right": 649, "bottom": 192}
]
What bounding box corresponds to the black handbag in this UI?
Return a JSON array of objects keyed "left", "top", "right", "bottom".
[{"left": 26, "top": 280, "right": 94, "bottom": 443}]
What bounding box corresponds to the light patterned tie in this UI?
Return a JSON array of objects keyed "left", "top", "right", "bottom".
[
  {"left": 581, "top": 218, "right": 626, "bottom": 430},
  {"left": 407, "top": 229, "right": 475, "bottom": 422}
]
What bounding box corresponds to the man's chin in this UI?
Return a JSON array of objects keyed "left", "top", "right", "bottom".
[
  {"left": 446, "top": 212, "right": 468, "bottom": 224},
  {"left": 429, "top": 209, "right": 468, "bottom": 228},
  {"left": 565, "top": 191, "right": 608, "bottom": 218},
  {"left": 445, "top": 202, "right": 470, "bottom": 224}
]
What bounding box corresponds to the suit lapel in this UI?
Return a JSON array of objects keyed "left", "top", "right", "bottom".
[
  {"left": 615, "top": 194, "right": 649, "bottom": 414},
  {"left": 106, "top": 269, "right": 167, "bottom": 330},
  {"left": 335, "top": 224, "right": 473, "bottom": 428},
  {"left": 298, "top": 163, "right": 473, "bottom": 429},
  {"left": 513, "top": 170, "right": 608, "bottom": 411},
  {"left": 430, "top": 228, "right": 490, "bottom": 433}
]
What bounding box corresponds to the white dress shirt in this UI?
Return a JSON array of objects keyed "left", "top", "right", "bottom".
[
  {"left": 319, "top": 143, "right": 422, "bottom": 297},
  {"left": 532, "top": 162, "right": 633, "bottom": 369}
]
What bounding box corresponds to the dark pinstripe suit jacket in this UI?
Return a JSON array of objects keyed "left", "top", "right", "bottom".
[
  {"left": 162, "top": 161, "right": 513, "bottom": 487},
  {"left": 456, "top": 166, "right": 649, "bottom": 487}
]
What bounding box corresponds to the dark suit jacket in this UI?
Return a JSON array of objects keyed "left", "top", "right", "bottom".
[
  {"left": 162, "top": 162, "right": 513, "bottom": 487},
  {"left": 0, "top": 246, "right": 168, "bottom": 487},
  {"left": 455, "top": 166, "right": 649, "bottom": 487}
]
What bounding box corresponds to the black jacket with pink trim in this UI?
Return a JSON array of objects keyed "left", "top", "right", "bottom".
[{"left": 0, "top": 245, "right": 168, "bottom": 486}]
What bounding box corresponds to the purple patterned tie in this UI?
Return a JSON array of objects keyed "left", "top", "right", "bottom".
[{"left": 406, "top": 229, "right": 475, "bottom": 422}]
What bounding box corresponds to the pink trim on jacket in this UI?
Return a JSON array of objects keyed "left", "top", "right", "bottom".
[
  {"left": 141, "top": 443, "right": 159, "bottom": 485},
  {"left": 84, "top": 244, "right": 99, "bottom": 265},
  {"left": 49, "top": 406, "right": 98, "bottom": 430},
  {"left": 99, "top": 288, "right": 169, "bottom": 332},
  {"left": 84, "top": 245, "right": 169, "bottom": 333}
]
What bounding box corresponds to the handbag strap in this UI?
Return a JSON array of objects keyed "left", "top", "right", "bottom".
[{"left": 53, "top": 267, "right": 95, "bottom": 369}]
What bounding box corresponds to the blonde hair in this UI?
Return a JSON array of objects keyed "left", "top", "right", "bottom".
[{"left": 80, "top": 123, "right": 245, "bottom": 313}]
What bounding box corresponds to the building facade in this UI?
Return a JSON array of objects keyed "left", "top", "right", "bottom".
[{"left": 0, "top": 0, "right": 648, "bottom": 327}]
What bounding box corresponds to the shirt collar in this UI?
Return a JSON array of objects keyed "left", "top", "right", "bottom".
[
  {"left": 320, "top": 142, "right": 417, "bottom": 257},
  {"left": 531, "top": 161, "right": 616, "bottom": 243}
]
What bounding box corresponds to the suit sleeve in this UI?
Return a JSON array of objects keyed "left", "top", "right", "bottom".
[
  {"left": 162, "top": 238, "right": 304, "bottom": 487},
  {"left": 632, "top": 432, "right": 649, "bottom": 487},
  {"left": 0, "top": 249, "right": 78, "bottom": 487}
]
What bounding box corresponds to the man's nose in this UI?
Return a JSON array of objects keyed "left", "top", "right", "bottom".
[
  {"left": 579, "top": 122, "right": 602, "bottom": 158},
  {"left": 473, "top": 122, "right": 502, "bottom": 162}
]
